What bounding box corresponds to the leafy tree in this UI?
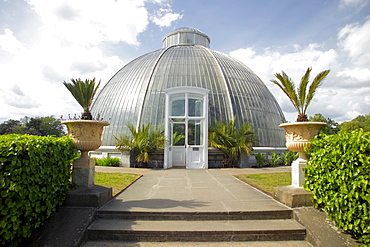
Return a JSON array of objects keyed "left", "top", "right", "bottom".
[
  {"left": 115, "top": 124, "right": 165, "bottom": 167},
  {"left": 309, "top": 113, "right": 340, "bottom": 134},
  {"left": 271, "top": 67, "right": 330, "bottom": 122},
  {"left": 39, "top": 116, "right": 65, "bottom": 136},
  {"left": 0, "top": 120, "right": 22, "bottom": 134},
  {"left": 0, "top": 116, "right": 65, "bottom": 136},
  {"left": 340, "top": 113, "right": 370, "bottom": 132},
  {"left": 209, "top": 118, "right": 256, "bottom": 167},
  {"left": 63, "top": 78, "right": 101, "bottom": 120}
]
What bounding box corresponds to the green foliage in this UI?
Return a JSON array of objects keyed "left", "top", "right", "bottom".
[
  {"left": 270, "top": 67, "right": 330, "bottom": 121},
  {"left": 116, "top": 124, "right": 165, "bottom": 166},
  {"left": 255, "top": 153, "right": 266, "bottom": 167},
  {"left": 0, "top": 116, "right": 65, "bottom": 136},
  {"left": 304, "top": 129, "right": 370, "bottom": 245},
  {"left": 0, "top": 134, "right": 77, "bottom": 246},
  {"left": 269, "top": 152, "right": 281, "bottom": 167},
  {"left": 94, "top": 157, "right": 121, "bottom": 167},
  {"left": 209, "top": 118, "right": 255, "bottom": 167},
  {"left": 282, "top": 151, "right": 298, "bottom": 165},
  {"left": 309, "top": 113, "right": 340, "bottom": 134},
  {"left": 63, "top": 78, "right": 101, "bottom": 120},
  {"left": 341, "top": 113, "right": 370, "bottom": 132}
]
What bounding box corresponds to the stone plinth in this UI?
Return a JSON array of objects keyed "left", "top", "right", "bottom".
[
  {"left": 65, "top": 185, "right": 112, "bottom": 208},
  {"left": 274, "top": 185, "right": 312, "bottom": 208}
]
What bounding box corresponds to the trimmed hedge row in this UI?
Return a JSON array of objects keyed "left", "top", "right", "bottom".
[
  {"left": 304, "top": 129, "right": 370, "bottom": 245},
  {"left": 0, "top": 134, "right": 77, "bottom": 246}
]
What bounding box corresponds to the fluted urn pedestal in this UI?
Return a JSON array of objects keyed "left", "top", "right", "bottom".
[
  {"left": 63, "top": 120, "right": 112, "bottom": 207},
  {"left": 63, "top": 120, "right": 109, "bottom": 188},
  {"left": 274, "top": 122, "right": 326, "bottom": 208},
  {"left": 279, "top": 122, "right": 326, "bottom": 187}
]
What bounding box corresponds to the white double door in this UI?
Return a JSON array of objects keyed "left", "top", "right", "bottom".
[
  {"left": 171, "top": 119, "right": 205, "bottom": 169},
  {"left": 164, "top": 87, "right": 209, "bottom": 169}
]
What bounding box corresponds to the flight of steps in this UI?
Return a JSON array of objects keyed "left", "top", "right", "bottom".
[{"left": 84, "top": 208, "right": 309, "bottom": 245}]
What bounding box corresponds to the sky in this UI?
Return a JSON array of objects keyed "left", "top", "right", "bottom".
[{"left": 0, "top": 0, "right": 369, "bottom": 124}]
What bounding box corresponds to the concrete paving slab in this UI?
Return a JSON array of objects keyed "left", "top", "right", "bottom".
[{"left": 101, "top": 169, "right": 291, "bottom": 215}]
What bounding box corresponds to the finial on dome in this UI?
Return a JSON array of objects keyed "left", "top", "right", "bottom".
[{"left": 162, "top": 27, "right": 210, "bottom": 48}]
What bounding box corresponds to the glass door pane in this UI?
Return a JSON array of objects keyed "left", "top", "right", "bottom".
[
  {"left": 188, "top": 98, "right": 203, "bottom": 117},
  {"left": 171, "top": 97, "right": 185, "bottom": 116},
  {"left": 171, "top": 123, "right": 185, "bottom": 146},
  {"left": 188, "top": 120, "right": 203, "bottom": 145}
]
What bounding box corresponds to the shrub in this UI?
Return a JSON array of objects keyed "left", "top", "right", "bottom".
[
  {"left": 269, "top": 152, "right": 281, "bottom": 167},
  {"left": 255, "top": 153, "right": 266, "bottom": 167},
  {"left": 304, "top": 129, "right": 370, "bottom": 245},
  {"left": 0, "top": 134, "right": 77, "bottom": 246},
  {"left": 94, "top": 157, "right": 121, "bottom": 167},
  {"left": 282, "top": 151, "right": 298, "bottom": 165}
]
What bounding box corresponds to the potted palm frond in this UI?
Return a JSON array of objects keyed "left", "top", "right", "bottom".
[
  {"left": 116, "top": 124, "right": 165, "bottom": 168},
  {"left": 271, "top": 67, "right": 330, "bottom": 187},
  {"left": 63, "top": 78, "right": 100, "bottom": 120},
  {"left": 208, "top": 118, "right": 256, "bottom": 168},
  {"left": 62, "top": 78, "right": 109, "bottom": 189}
]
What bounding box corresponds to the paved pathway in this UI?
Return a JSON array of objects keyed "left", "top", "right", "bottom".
[{"left": 99, "top": 169, "right": 291, "bottom": 214}]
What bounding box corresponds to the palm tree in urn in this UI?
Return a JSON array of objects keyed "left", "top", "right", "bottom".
[
  {"left": 63, "top": 78, "right": 101, "bottom": 120},
  {"left": 270, "top": 67, "right": 330, "bottom": 122}
]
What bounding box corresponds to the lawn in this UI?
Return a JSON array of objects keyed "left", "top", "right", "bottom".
[
  {"left": 234, "top": 172, "right": 291, "bottom": 195},
  {"left": 95, "top": 172, "right": 141, "bottom": 196}
]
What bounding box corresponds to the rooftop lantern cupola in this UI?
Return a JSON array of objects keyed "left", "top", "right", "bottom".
[{"left": 162, "top": 27, "right": 211, "bottom": 48}]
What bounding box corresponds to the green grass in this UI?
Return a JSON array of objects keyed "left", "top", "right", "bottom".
[
  {"left": 95, "top": 172, "right": 141, "bottom": 196},
  {"left": 234, "top": 172, "right": 291, "bottom": 195}
]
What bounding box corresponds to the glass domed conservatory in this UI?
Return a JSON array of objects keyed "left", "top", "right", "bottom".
[{"left": 91, "top": 27, "right": 286, "bottom": 169}]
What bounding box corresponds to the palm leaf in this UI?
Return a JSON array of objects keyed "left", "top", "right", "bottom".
[
  {"left": 303, "top": 69, "right": 330, "bottom": 114},
  {"left": 271, "top": 72, "right": 301, "bottom": 114},
  {"left": 63, "top": 78, "right": 101, "bottom": 113},
  {"left": 271, "top": 68, "right": 330, "bottom": 119},
  {"left": 298, "top": 68, "right": 311, "bottom": 114}
]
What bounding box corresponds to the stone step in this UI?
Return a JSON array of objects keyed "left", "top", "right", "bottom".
[
  {"left": 83, "top": 240, "right": 313, "bottom": 247},
  {"left": 87, "top": 218, "right": 306, "bottom": 242},
  {"left": 97, "top": 209, "right": 293, "bottom": 221}
]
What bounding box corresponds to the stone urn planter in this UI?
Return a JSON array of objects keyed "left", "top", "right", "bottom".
[
  {"left": 279, "top": 122, "right": 326, "bottom": 187},
  {"left": 63, "top": 120, "right": 109, "bottom": 189}
]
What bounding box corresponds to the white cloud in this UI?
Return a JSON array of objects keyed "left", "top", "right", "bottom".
[
  {"left": 27, "top": 0, "right": 149, "bottom": 46},
  {"left": 338, "top": 17, "right": 370, "bottom": 67},
  {"left": 0, "top": 28, "right": 25, "bottom": 54},
  {"left": 229, "top": 44, "right": 349, "bottom": 122},
  {"left": 0, "top": 0, "right": 182, "bottom": 123},
  {"left": 151, "top": 8, "right": 183, "bottom": 27},
  {"left": 339, "top": 0, "right": 370, "bottom": 9},
  {"left": 230, "top": 44, "right": 337, "bottom": 86},
  {"left": 337, "top": 68, "right": 370, "bottom": 87}
]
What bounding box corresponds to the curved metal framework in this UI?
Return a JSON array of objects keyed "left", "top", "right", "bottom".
[{"left": 91, "top": 28, "right": 285, "bottom": 147}]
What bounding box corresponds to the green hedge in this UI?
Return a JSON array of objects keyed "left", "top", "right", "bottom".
[
  {"left": 0, "top": 134, "right": 77, "bottom": 246},
  {"left": 304, "top": 129, "right": 370, "bottom": 245},
  {"left": 94, "top": 157, "right": 121, "bottom": 167}
]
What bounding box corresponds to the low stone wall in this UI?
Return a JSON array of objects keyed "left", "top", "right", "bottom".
[{"left": 90, "top": 146, "right": 288, "bottom": 168}]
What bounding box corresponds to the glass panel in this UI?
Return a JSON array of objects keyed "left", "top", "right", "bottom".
[
  {"left": 188, "top": 98, "right": 203, "bottom": 117},
  {"left": 171, "top": 123, "right": 185, "bottom": 146},
  {"left": 171, "top": 118, "right": 185, "bottom": 123},
  {"left": 171, "top": 99, "right": 185, "bottom": 116},
  {"left": 188, "top": 120, "right": 203, "bottom": 145}
]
